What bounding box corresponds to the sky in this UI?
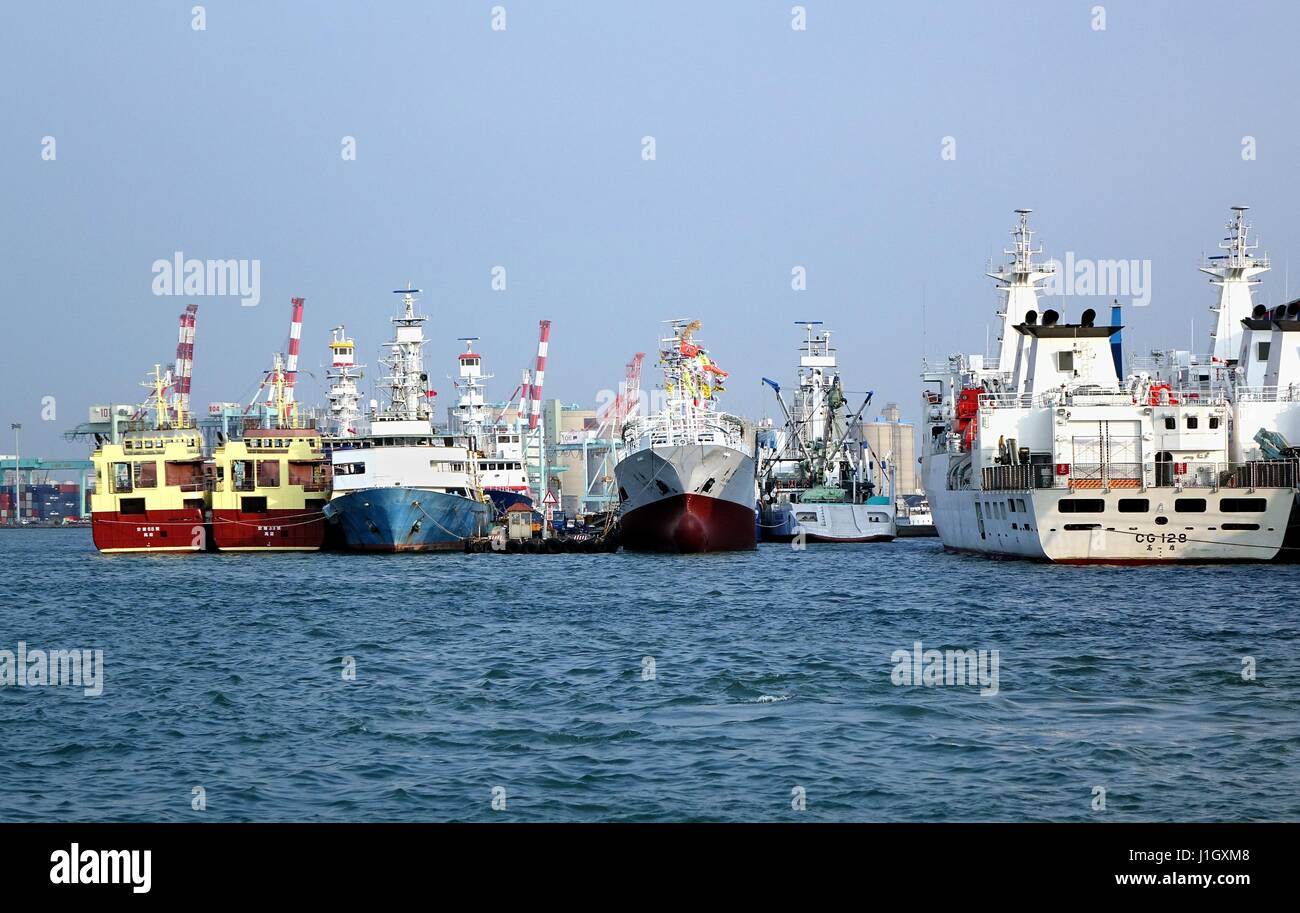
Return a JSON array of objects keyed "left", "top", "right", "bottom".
[{"left": 3, "top": 0, "right": 1300, "bottom": 461}]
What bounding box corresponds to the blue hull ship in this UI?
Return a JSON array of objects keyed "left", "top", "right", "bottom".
[
  {"left": 485, "top": 488, "right": 536, "bottom": 520},
  {"left": 325, "top": 487, "right": 490, "bottom": 552}
]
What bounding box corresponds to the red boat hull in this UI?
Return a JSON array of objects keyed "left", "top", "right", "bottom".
[
  {"left": 620, "top": 492, "right": 756, "bottom": 553},
  {"left": 212, "top": 507, "right": 326, "bottom": 551},
  {"left": 91, "top": 508, "right": 208, "bottom": 553}
]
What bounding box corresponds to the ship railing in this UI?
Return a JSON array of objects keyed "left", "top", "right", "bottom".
[
  {"left": 1234, "top": 385, "right": 1300, "bottom": 403},
  {"left": 1048, "top": 391, "right": 1137, "bottom": 408},
  {"left": 978, "top": 392, "right": 1035, "bottom": 410},
  {"left": 984, "top": 459, "right": 1299, "bottom": 493},
  {"left": 240, "top": 416, "right": 319, "bottom": 431},
  {"left": 626, "top": 412, "right": 748, "bottom": 453},
  {"left": 1154, "top": 460, "right": 1297, "bottom": 490}
]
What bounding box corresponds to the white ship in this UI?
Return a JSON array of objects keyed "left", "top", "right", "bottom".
[
  {"left": 757, "top": 321, "right": 896, "bottom": 543},
  {"left": 453, "top": 339, "right": 532, "bottom": 518},
  {"left": 615, "top": 319, "right": 756, "bottom": 552},
  {"left": 325, "top": 325, "right": 365, "bottom": 439},
  {"left": 920, "top": 210, "right": 1297, "bottom": 563},
  {"left": 895, "top": 494, "right": 937, "bottom": 537}
]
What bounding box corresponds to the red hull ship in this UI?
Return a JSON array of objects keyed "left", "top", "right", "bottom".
[
  {"left": 210, "top": 350, "right": 329, "bottom": 552},
  {"left": 91, "top": 506, "right": 208, "bottom": 553},
  {"left": 619, "top": 492, "right": 755, "bottom": 553},
  {"left": 614, "top": 320, "right": 757, "bottom": 554},
  {"left": 211, "top": 507, "right": 326, "bottom": 550}
]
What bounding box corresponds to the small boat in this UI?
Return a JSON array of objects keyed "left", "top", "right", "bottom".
[{"left": 895, "top": 494, "right": 938, "bottom": 537}]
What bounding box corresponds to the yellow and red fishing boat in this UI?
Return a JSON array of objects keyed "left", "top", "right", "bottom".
[
  {"left": 210, "top": 355, "right": 329, "bottom": 551},
  {"left": 90, "top": 366, "right": 210, "bottom": 553}
]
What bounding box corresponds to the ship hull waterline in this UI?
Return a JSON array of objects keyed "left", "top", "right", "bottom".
[
  {"left": 324, "top": 487, "right": 491, "bottom": 553},
  {"left": 615, "top": 443, "right": 757, "bottom": 553},
  {"left": 211, "top": 507, "right": 327, "bottom": 552},
  {"left": 91, "top": 508, "right": 209, "bottom": 554}
]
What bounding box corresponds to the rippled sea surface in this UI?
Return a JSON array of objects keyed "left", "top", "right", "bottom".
[{"left": 1, "top": 528, "right": 1297, "bottom": 822}]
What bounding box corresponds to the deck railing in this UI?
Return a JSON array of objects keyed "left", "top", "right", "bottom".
[{"left": 980, "top": 460, "right": 1298, "bottom": 492}]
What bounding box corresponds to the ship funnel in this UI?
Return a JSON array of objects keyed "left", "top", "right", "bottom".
[
  {"left": 1253, "top": 304, "right": 1268, "bottom": 318},
  {"left": 1287, "top": 298, "right": 1300, "bottom": 318},
  {"left": 1273, "top": 305, "right": 1287, "bottom": 320},
  {"left": 1024, "top": 310, "right": 1037, "bottom": 325},
  {"left": 1081, "top": 308, "right": 1096, "bottom": 327},
  {"left": 1042, "top": 309, "right": 1060, "bottom": 327}
]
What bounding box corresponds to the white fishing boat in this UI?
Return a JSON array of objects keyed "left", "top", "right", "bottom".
[{"left": 758, "top": 322, "right": 895, "bottom": 543}]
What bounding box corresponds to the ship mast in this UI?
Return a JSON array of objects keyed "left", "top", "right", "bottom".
[
  {"left": 326, "top": 325, "right": 364, "bottom": 437},
  {"left": 988, "top": 209, "right": 1055, "bottom": 374},
  {"left": 455, "top": 337, "right": 490, "bottom": 451},
  {"left": 1202, "top": 205, "right": 1269, "bottom": 363},
  {"left": 378, "top": 286, "right": 432, "bottom": 423}
]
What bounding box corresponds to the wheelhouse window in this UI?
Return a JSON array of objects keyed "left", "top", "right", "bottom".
[
  {"left": 112, "top": 462, "right": 133, "bottom": 493},
  {"left": 165, "top": 461, "right": 204, "bottom": 491},
  {"left": 1057, "top": 351, "right": 1075, "bottom": 372},
  {"left": 133, "top": 461, "right": 158, "bottom": 489},
  {"left": 1185, "top": 415, "right": 1198, "bottom": 429},
  {"left": 288, "top": 461, "right": 324, "bottom": 491},
  {"left": 231, "top": 459, "right": 256, "bottom": 492},
  {"left": 1258, "top": 341, "right": 1271, "bottom": 361},
  {"left": 257, "top": 461, "right": 281, "bottom": 487}
]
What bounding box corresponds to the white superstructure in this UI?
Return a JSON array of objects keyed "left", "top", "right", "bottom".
[
  {"left": 454, "top": 340, "right": 530, "bottom": 502},
  {"left": 920, "top": 210, "right": 1297, "bottom": 563},
  {"left": 326, "top": 325, "right": 365, "bottom": 438},
  {"left": 328, "top": 287, "right": 487, "bottom": 512}
]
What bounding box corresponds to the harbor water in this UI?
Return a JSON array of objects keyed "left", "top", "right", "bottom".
[{"left": 1, "top": 528, "right": 1297, "bottom": 822}]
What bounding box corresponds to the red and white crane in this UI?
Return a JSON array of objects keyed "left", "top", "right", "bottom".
[
  {"left": 170, "top": 303, "right": 198, "bottom": 421},
  {"left": 247, "top": 296, "right": 306, "bottom": 414}
]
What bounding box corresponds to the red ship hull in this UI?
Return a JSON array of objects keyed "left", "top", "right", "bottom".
[
  {"left": 620, "top": 492, "right": 756, "bottom": 553},
  {"left": 211, "top": 507, "right": 326, "bottom": 551},
  {"left": 91, "top": 508, "right": 208, "bottom": 553}
]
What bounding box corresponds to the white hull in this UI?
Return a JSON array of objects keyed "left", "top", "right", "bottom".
[
  {"left": 615, "top": 443, "right": 755, "bottom": 517},
  {"left": 922, "top": 453, "right": 1292, "bottom": 563},
  {"left": 787, "top": 501, "right": 896, "bottom": 542}
]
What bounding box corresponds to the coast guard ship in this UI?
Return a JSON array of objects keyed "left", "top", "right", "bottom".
[
  {"left": 919, "top": 210, "right": 1297, "bottom": 563},
  {"left": 324, "top": 287, "right": 491, "bottom": 551}
]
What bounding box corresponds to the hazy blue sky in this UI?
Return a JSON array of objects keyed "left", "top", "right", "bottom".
[{"left": 4, "top": 0, "right": 1300, "bottom": 459}]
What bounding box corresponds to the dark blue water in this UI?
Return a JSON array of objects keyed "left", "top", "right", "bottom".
[{"left": 1, "top": 528, "right": 1297, "bottom": 822}]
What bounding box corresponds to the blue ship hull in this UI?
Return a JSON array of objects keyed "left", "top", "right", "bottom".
[
  {"left": 324, "top": 487, "right": 491, "bottom": 552},
  {"left": 759, "top": 502, "right": 799, "bottom": 542},
  {"left": 485, "top": 489, "right": 536, "bottom": 520}
]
